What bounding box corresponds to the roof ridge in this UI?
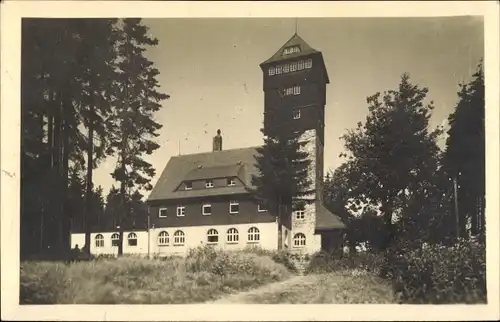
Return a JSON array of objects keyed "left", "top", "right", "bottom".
[{"left": 171, "top": 145, "right": 260, "bottom": 158}]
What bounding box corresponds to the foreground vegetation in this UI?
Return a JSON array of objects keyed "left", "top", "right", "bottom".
[
  {"left": 306, "top": 238, "right": 486, "bottom": 304},
  {"left": 20, "top": 246, "right": 292, "bottom": 304}
]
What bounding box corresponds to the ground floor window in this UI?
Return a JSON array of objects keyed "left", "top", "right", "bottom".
[
  {"left": 207, "top": 229, "right": 219, "bottom": 244},
  {"left": 158, "top": 231, "right": 169, "bottom": 246},
  {"left": 227, "top": 228, "right": 239, "bottom": 243},
  {"left": 111, "top": 233, "right": 120, "bottom": 247},
  {"left": 95, "top": 234, "right": 104, "bottom": 247},
  {"left": 248, "top": 227, "right": 260, "bottom": 242},
  {"left": 173, "top": 230, "right": 185, "bottom": 246},
  {"left": 128, "top": 232, "right": 137, "bottom": 246},
  {"left": 293, "top": 233, "right": 306, "bottom": 247}
]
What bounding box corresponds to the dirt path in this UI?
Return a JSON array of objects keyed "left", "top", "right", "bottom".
[{"left": 207, "top": 273, "right": 396, "bottom": 304}]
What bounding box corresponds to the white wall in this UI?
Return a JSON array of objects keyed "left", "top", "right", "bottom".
[{"left": 71, "top": 222, "right": 278, "bottom": 257}]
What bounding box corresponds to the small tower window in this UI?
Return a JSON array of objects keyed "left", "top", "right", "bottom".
[
  {"left": 293, "top": 109, "right": 301, "bottom": 120},
  {"left": 268, "top": 66, "right": 276, "bottom": 76},
  {"left": 290, "top": 61, "right": 297, "bottom": 72},
  {"left": 293, "top": 85, "right": 301, "bottom": 95},
  {"left": 298, "top": 60, "right": 305, "bottom": 70},
  {"left": 305, "top": 59, "right": 313, "bottom": 68},
  {"left": 276, "top": 65, "right": 283, "bottom": 74},
  {"left": 295, "top": 209, "right": 305, "bottom": 219},
  {"left": 284, "top": 45, "right": 301, "bottom": 55},
  {"left": 283, "top": 63, "right": 290, "bottom": 73}
]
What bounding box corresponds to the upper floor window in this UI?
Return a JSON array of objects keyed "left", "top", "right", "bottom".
[
  {"left": 185, "top": 181, "right": 192, "bottom": 190},
  {"left": 298, "top": 60, "right": 305, "bottom": 70},
  {"left": 283, "top": 63, "right": 290, "bottom": 73},
  {"left": 229, "top": 200, "right": 239, "bottom": 214},
  {"left": 158, "top": 231, "right": 169, "bottom": 246},
  {"left": 293, "top": 233, "right": 306, "bottom": 247},
  {"left": 305, "top": 59, "right": 313, "bottom": 68},
  {"left": 111, "top": 233, "right": 120, "bottom": 247},
  {"left": 207, "top": 229, "right": 219, "bottom": 244},
  {"left": 295, "top": 209, "right": 305, "bottom": 219},
  {"left": 284, "top": 46, "right": 301, "bottom": 55},
  {"left": 205, "top": 180, "right": 214, "bottom": 188},
  {"left": 227, "top": 228, "right": 239, "bottom": 243},
  {"left": 268, "top": 66, "right": 276, "bottom": 76},
  {"left": 159, "top": 207, "right": 167, "bottom": 218},
  {"left": 177, "top": 205, "right": 186, "bottom": 217},
  {"left": 290, "top": 61, "right": 298, "bottom": 72},
  {"left": 283, "top": 86, "right": 301, "bottom": 97},
  {"left": 293, "top": 109, "right": 301, "bottom": 120},
  {"left": 128, "top": 232, "right": 138, "bottom": 246},
  {"left": 293, "top": 85, "right": 301, "bottom": 95},
  {"left": 276, "top": 65, "right": 283, "bottom": 75},
  {"left": 202, "top": 204, "right": 212, "bottom": 216},
  {"left": 173, "top": 230, "right": 185, "bottom": 246},
  {"left": 95, "top": 234, "right": 104, "bottom": 248},
  {"left": 227, "top": 177, "right": 236, "bottom": 186}
]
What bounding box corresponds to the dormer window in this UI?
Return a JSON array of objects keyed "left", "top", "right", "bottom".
[
  {"left": 205, "top": 180, "right": 214, "bottom": 188},
  {"left": 185, "top": 181, "right": 192, "bottom": 190},
  {"left": 227, "top": 178, "right": 236, "bottom": 186},
  {"left": 284, "top": 45, "right": 300, "bottom": 55},
  {"left": 258, "top": 203, "right": 267, "bottom": 212}
]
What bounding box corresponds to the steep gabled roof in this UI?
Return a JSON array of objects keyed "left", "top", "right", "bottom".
[
  {"left": 261, "top": 33, "right": 319, "bottom": 65},
  {"left": 147, "top": 147, "right": 259, "bottom": 202},
  {"left": 315, "top": 203, "right": 346, "bottom": 230}
]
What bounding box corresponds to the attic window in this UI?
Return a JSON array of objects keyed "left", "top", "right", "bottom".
[
  {"left": 185, "top": 181, "right": 192, "bottom": 190},
  {"left": 227, "top": 178, "right": 236, "bottom": 186},
  {"left": 205, "top": 180, "right": 214, "bottom": 188},
  {"left": 284, "top": 46, "right": 301, "bottom": 55}
]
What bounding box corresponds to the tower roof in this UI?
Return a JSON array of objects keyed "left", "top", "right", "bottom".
[{"left": 261, "top": 33, "right": 319, "bottom": 65}]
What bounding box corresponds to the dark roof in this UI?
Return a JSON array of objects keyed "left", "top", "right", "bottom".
[
  {"left": 315, "top": 203, "right": 346, "bottom": 230},
  {"left": 261, "top": 33, "right": 319, "bottom": 65},
  {"left": 148, "top": 147, "right": 259, "bottom": 201}
]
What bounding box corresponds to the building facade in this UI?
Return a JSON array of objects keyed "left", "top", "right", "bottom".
[{"left": 70, "top": 33, "right": 345, "bottom": 257}]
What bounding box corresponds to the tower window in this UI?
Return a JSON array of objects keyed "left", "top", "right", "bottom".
[
  {"left": 285, "top": 87, "right": 293, "bottom": 96},
  {"left": 295, "top": 209, "right": 305, "bottom": 219},
  {"left": 283, "top": 63, "right": 290, "bottom": 73},
  {"left": 305, "top": 59, "right": 313, "bottom": 68},
  {"left": 298, "top": 60, "right": 305, "bottom": 70},
  {"left": 276, "top": 65, "right": 283, "bottom": 74},
  {"left": 293, "top": 109, "right": 301, "bottom": 120},
  {"left": 290, "top": 61, "right": 297, "bottom": 72},
  {"left": 284, "top": 45, "right": 301, "bottom": 55},
  {"left": 268, "top": 66, "right": 276, "bottom": 76},
  {"left": 293, "top": 85, "right": 301, "bottom": 95}
]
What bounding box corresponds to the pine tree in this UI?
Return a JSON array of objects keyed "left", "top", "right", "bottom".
[
  {"left": 109, "top": 19, "right": 169, "bottom": 255},
  {"left": 250, "top": 102, "right": 313, "bottom": 250}
]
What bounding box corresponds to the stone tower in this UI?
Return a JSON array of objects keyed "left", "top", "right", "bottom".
[{"left": 260, "top": 33, "right": 330, "bottom": 254}]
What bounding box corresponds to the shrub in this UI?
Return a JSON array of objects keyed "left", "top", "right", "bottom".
[
  {"left": 305, "top": 250, "right": 385, "bottom": 275},
  {"left": 384, "top": 238, "right": 486, "bottom": 303}
]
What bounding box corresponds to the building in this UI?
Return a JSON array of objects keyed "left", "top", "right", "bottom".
[{"left": 70, "top": 33, "right": 346, "bottom": 257}]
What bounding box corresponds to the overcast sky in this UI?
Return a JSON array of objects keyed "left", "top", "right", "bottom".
[{"left": 93, "top": 16, "right": 484, "bottom": 197}]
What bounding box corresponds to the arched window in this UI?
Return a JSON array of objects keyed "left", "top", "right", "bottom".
[
  {"left": 173, "top": 230, "right": 185, "bottom": 246},
  {"left": 158, "top": 231, "right": 169, "bottom": 246},
  {"left": 95, "top": 234, "right": 104, "bottom": 248},
  {"left": 248, "top": 227, "right": 260, "bottom": 242},
  {"left": 207, "top": 229, "right": 219, "bottom": 244},
  {"left": 293, "top": 233, "right": 306, "bottom": 247},
  {"left": 111, "top": 233, "right": 120, "bottom": 247},
  {"left": 127, "top": 232, "right": 137, "bottom": 246},
  {"left": 227, "top": 228, "right": 239, "bottom": 243}
]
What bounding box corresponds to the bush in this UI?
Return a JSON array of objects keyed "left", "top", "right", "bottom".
[
  {"left": 305, "top": 250, "right": 385, "bottom": 275},
  {"left": 383, "top": 238, "right": 486, "bottom": 303},
  {"left": 20, "top": 246, "right": 292, "bottom": 304},
  {"left": 239, "top": 246, "right": 298, "bottom": 273}
]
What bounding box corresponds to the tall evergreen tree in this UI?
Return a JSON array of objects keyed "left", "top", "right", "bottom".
[
  {"left": 443, "top": 62, "right": 485, "bottom": 239},
  {"left": 338, "top": 73, "right": 442, "bottom": 248},
  {"left": 109, "top": 19, "right": 169, "bottom": 255},
  {"left": 250, "top": 101, "right": 313, "bottom": 250}
]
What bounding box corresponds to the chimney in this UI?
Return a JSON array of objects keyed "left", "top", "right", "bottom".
[{"left": 213, "top": 129, "right": 223, "bottom": 152}]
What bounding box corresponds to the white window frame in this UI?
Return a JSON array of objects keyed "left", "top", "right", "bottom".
[
  {"left": 127, "top": 232, "right": 138, "bottom": 247},
  {"left": 227, "top": 177, "right": 236, "bottom": 186},
  {"left": 176, "top": 205, "right": 186, "bottom": 217},
  {"left": 95, "top": 234, "right": 104, "bottom": 248},
  {"left": 293, "top": 85, "right": 301, "bottom": 95},
  {"left": 248, "top": 227, "right": 260, "bottom": 243},
  {"left": 257, "top": 204, "right": 267, "bottom": 212},
  {"left": 185, "top": 181, "right": 192, "bottom": 190},
  {"left": 158, "top": 231, "right": 169, "bottom": 246},
  {"left": 227, "top": 228, "right": 239, "bottom": 243},
  {"left": 229, "top": 200, "right": 239, "bottom": 214},
  {"left": 305, "top": 59, "right": 313, "bottom": 68},
  {"left": 268, "top": 66, "right": 276, "bottom": 76},
  {"left": 290, "top": 61, "right": 298, "bottom": 72},
  {"left": 111, "top": 233, "right": 120, "bottom": 247},
  {"left": 293, "top": 109, "right": 301, "bottom": 120},
  {"left": 298, "top": 60, "right": 305, "bottom": 70},
  {"left": 276, "top": 65, "right": 283, "bottom": 74},
  {"left": 202, "top": 204, "right": 212, "bottom": 216},
  {"left": 159, "top": 207, "right": 168, "bottom": 218},
  {"left": 205, "top": 180, "right": 214, "bottom": 188},
  {"left": 285, "top": 87, "right": 293, "bottom": 96},
  {"left": 295, "top": 209, "right": 305, "bottom": 219},
  {"left": 207, "top": 229, "right": 219, "bottom": 244},
  {"left": 293, "top": 233, "right": 306, "bottom": 247},
  {"left": 283, "top": 63, "right": 290, "bottom": 73},
  {"left": 173, "top": 230, "right": 185, "bottom": 246}
]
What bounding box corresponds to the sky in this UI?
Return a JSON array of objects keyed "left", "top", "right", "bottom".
[{"left": 93, "top": 16, "right": 484, "bottom": 198}]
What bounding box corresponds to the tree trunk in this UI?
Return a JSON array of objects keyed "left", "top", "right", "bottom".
[
  {"left": 277, "top": 196, "right": 283, "bottom": 250},
  {"left": 61, "top": 91, "right": 71, "bottom": 253},
  {"left": 84, "top": 119, "right": 94, "bottom": 256},
  {"left": 118, "top": 159, "right": 127, "bottom": 256}
]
